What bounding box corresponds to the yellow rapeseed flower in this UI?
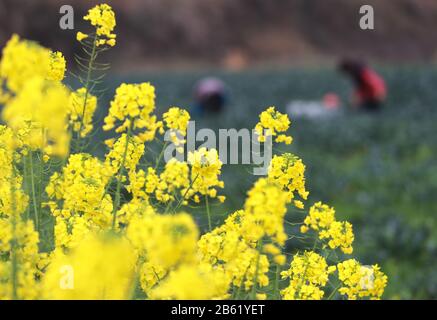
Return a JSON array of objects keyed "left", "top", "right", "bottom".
[
  {"left": 79, "top": 4, "right": 117, "bottom": 47},
  {"left": 163, "top": 107, "right": 191, "bottom": 149},
  {"left": 149, "top": 264, "right": 230, "bottom": 300},
  {"left": 281, "top": 251, "right": 335, "bottom": 300},
  {"left": 255, "top": 106, "right": 292, "bottom": 144},
  {"left": 242, "top": 178, "right": 290, "bottom": 245},
  {"left": 268, "top": 153, "right": 309, "bottom": 204},
  {"left": 0, "top": 218, "right": 40, "bottom": 299},
  {"left": 337, "top": 259, "right": 388, "bottom": 300},
  {"left": 67, "top": 88, "right": 98, "bottom": 138},
  {"left": 2, "top": 77, "right": 70, "bottom": 157},
  {"left": 76, "top": 32, "right": 88, "bottom": 42},
  {"left": 127, "top": 213, "right": 199, "bottom": 270},
  {"left": 0, "top": 34, "right": 66, "bottom": 93},
  {"left": 186, "top": 148, "right": 224, "bottom": 202},
  {"left": 103, "top": 83, "right": 162, "bottom": 142},
  {"left": 42, "top": 234, "right": 136, "bottom": 299},
  {"left": 301, "top": 202, "right": 354, "bottom": 254}
]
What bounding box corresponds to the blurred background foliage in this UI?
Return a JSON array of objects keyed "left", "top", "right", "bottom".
[
  {"left": 1, "top": 0, "right": 436, "bottom": 299},
  {"left": 87, "top": 67, "right": 437, "bottom": 299},
  {"left": 2, "top": 0, "right": 437, "bottom": 70}
]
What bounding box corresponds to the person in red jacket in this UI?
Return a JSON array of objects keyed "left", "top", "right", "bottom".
[{"left": 338, "top": 59, "right": 387, "bottom": 111}]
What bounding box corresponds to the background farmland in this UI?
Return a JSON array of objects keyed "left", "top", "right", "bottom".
[
  {"left": 1, "top": 0, "right": 436, "bottom": 299},
  {"left": 2, "top": 0, "right": 437, "bottom": 69},
  {"left": 88, "top": 66, "right": 437, "bottom": 299}
]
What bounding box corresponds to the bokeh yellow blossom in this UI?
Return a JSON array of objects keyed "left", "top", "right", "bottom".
[
  {"left": 255, "top": 106, "right": 292, "bottom": 144},
  {"left": 78, "top": 4, "right": 117, "bottom": 47},
  {"left": 67, "top": 88, "right": 97, "bottom": 138},
  {"left": 42, "top": 234, "right": 136, "bottom": 299},
  {"left": 103, "top": 82, "right": 162, "bottom": 142}
]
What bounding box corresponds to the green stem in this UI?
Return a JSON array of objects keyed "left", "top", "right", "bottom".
[
  {"left": 327, "top": 284, "right": 341, "bottom": 300},
  {"left": 171, "top": 173, "right": 200, "bottom": 212},
  {"left": 37, "top": 151, "right": 45, "bottom": 248},
  {"left": 10, "top": 166, "right": 18, "bottom": 300},
  {"left": 163, "top": 200, "right": 173, "bottom": 214},
  {"left": 154, "top": 141, "right": 169, "bottom": 170},
  {"left": 23, "top": 154, "right": 30, "bottom": 221},
  {"left": 63, "top": 125, "right": 73, "bottom": 168},
  {"left": 205, "top": 195, "right": 212, "bottom": 231},
  {"left": 295, "top": 239, "right": 318, "bottom": 299},
  {"left": 77, "top": 34, "right": 98, "bottom": 151},
  {"left": 111, "top": 125, "right": 132, "bottom": 230},
  {"left": 274, "top": 264, "right": 280, "bottom": 300},
  {"left": 234, "top": 283, "right": 243, "bottom": 300},
  {"left": 250, "top": 240, "right": 263, "bottom": 300},
  {"left": 233, "top": 268, "right": 249, "bottom": 300},
  {"left": 28, "top": 151, "right": 39, "bottom": 233}
]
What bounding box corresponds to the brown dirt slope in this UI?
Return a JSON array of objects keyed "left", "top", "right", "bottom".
[{"left": 1, "top": 0, "right": 437, "bottom": 69}]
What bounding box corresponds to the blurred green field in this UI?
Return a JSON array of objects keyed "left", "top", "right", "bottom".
[{"left": 95, "top": 66, "right": 437, "bottom": 299}]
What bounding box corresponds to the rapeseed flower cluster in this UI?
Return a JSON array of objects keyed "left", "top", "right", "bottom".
[
  {"left": 337, "top": 259, "right": 388, "bottom": 300},
  {"left": 0, "top": 126, "right": 28, "bottom": 218},
  {"left": 301, "top": 202, "right": 354, "bottom": 254},
  {"left": 0, "top": 127, "right": 41, "bottom": 299},
  {"left": 103, "top": 82, "right": 162, "bottom": 143},
  {"left": 267, "top": 153, "right": 308, "bottom": 207},
  {"left": 67, "top": 88, "right": 97, "bottom": 138},
  {"left": 149, "top": 264, "right": 230, "bottom": 300},
  {"left": 0, "top": 3, "right": 388, "bottom": 301},
  {"left": 0, "top": 219, "right": 41, "bottom": 299},
  {"left": 45, "top": 154, "right": 113, "bottom": 251},
  {"left": 127, "top": 213, "right": 199, "bottom": 270},
  {"left": 198, "top": 210, "right": 270, "bottom": 292},
  {"left": 42, "top": 235, "right": 136, "bottom": 299},
  {"left": 242, "top": 178, "right": 289, "bottom": 245},
  {"left": 187, "top": 148, "right": 225, "bottom": 203},
  {"left": 0, "top": 35, "right": 69, "bottom": 157},
  {"left": 163, "top": 107, "right": 191, "bottom": 150},
  {"left": 105, "top": 134, "right": 145, "bottom": 176},
  {"left": 255, "top": 106, "right": 293, "bottom": 144},
  {"left": 77, "top": 4, "right": 116, "bottom": 47},
  {"left": 0, "top": 35, "right": 66, "bottom": 93},
  {"left": 281, "top": 251, "right": 336, "bottom": 300},
  {"left": 3, "top": 77, "right": 70, "bottom": 157},
  {"left": 154, "top": 159, "right": 190, "bottom": 203}
]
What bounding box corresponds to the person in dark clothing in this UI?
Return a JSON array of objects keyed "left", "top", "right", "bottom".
[
  {"left": 193, "top": 77, "right": 227, "bottom": 116},
  {"left": 338, "top": 59, "right": 387, "bottom": 111}
]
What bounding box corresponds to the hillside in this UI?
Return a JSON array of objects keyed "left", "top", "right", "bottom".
[{"left": 1, "top": 0, "right": 437, "bottom": 70}]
